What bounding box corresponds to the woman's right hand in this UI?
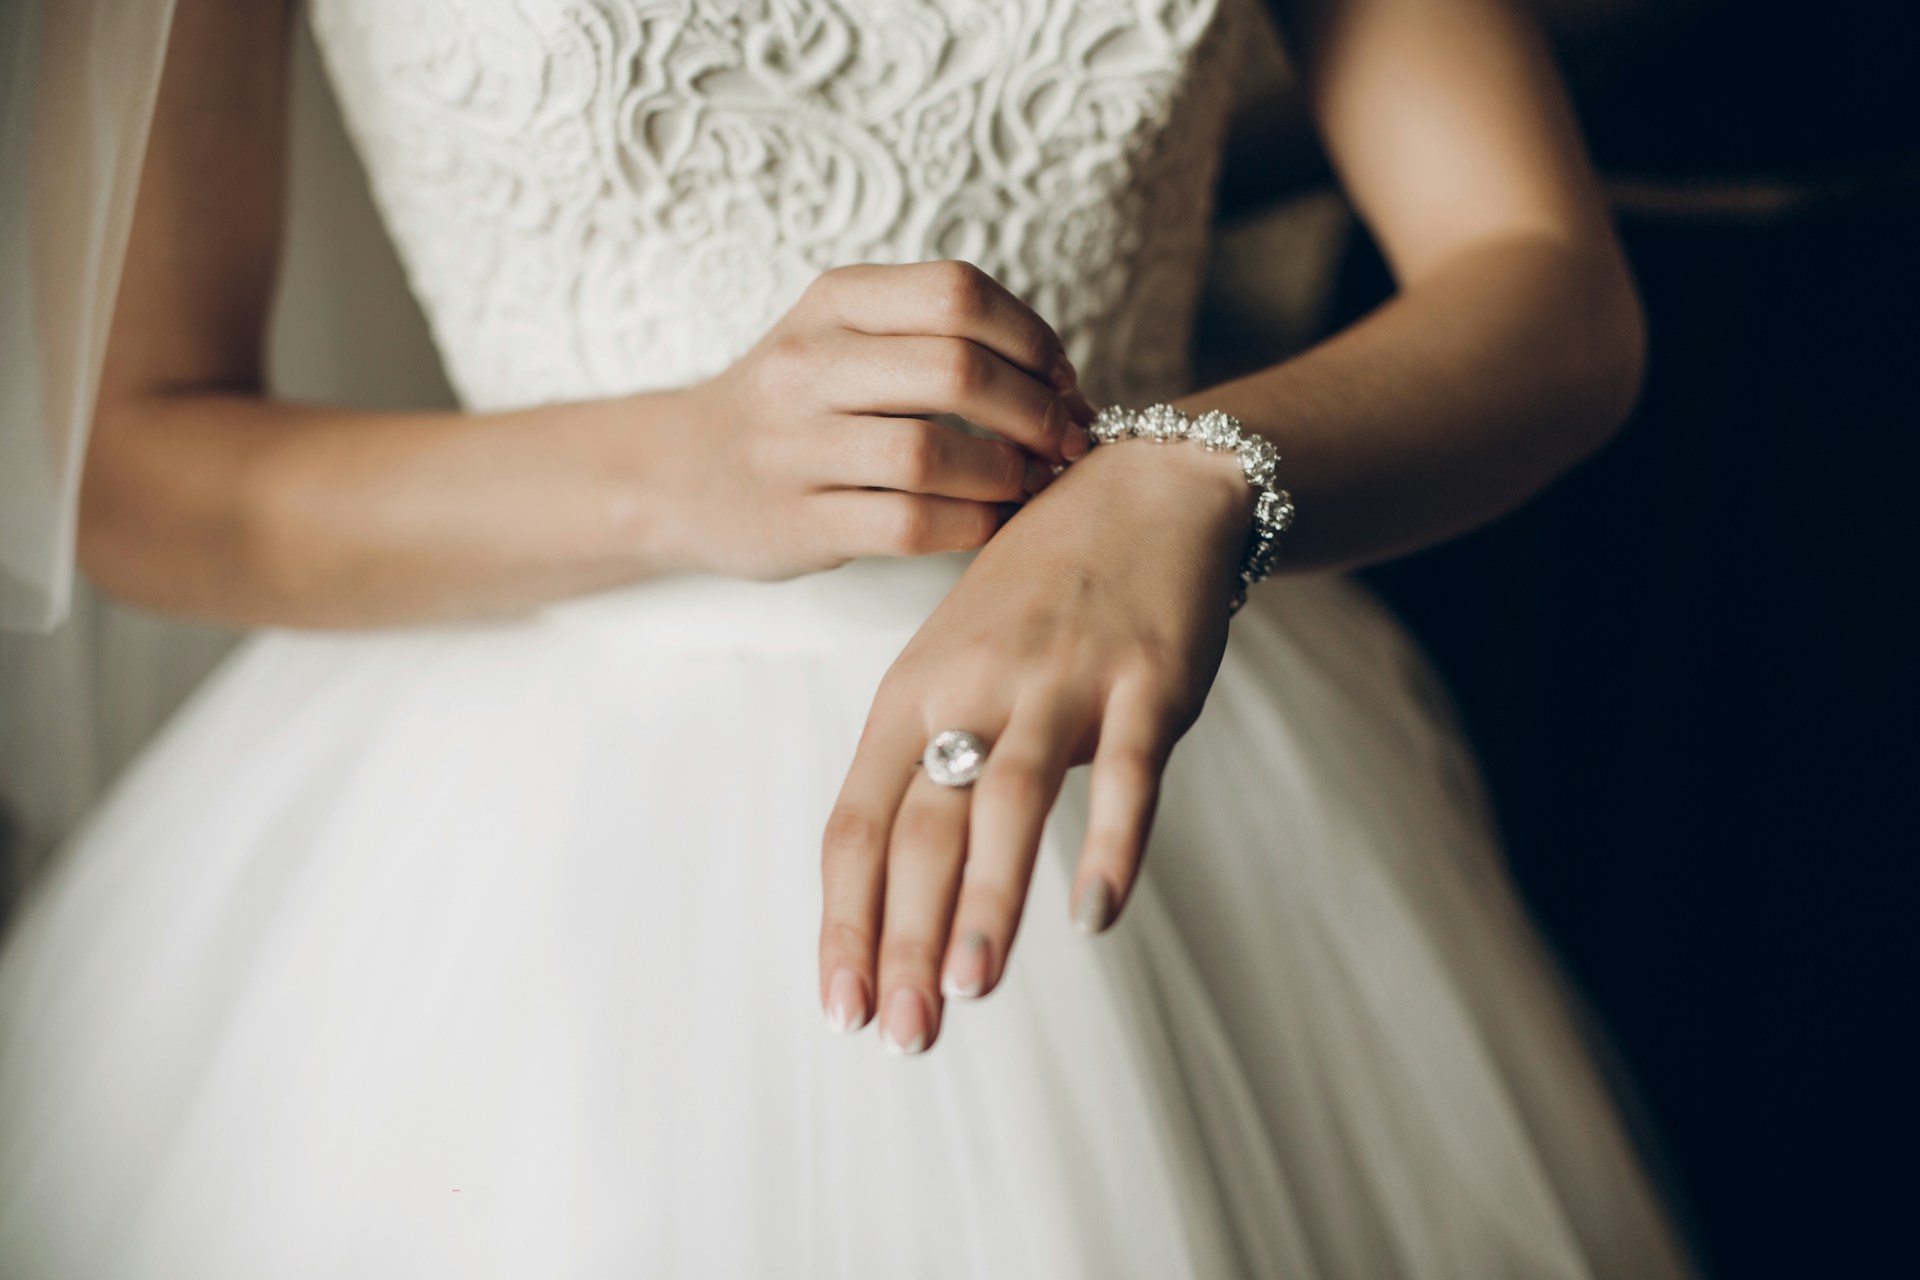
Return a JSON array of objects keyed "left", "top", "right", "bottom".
[{"left": 666, "top": 261, "right": 1097, "bottom": 580}]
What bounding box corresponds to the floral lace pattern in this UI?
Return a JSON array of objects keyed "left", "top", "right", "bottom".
[{"left": 308, "top": 0, "right": 1248, "bottom": 412}]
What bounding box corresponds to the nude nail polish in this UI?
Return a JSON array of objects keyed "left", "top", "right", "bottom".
[
  {"left": 824, "top": 967, "right": 869, "bottom": 1032},
  {"left": 1073, "top": 878, "right": 1114, "bottom": 935},
  {"left": 1061, "top": 424, "right": 1093, "bottom": 461},
  {"left": 942, "top": 932, "right": 990, "bottom": 999},
  {"left": 881, "top": 987, "right": 930, "bottom": 1055}
]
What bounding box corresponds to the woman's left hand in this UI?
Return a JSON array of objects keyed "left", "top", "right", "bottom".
[{"left": 817, "top": 432, "right": 1255, "bottom": 1053}]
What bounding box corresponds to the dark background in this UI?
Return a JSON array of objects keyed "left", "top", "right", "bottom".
[{"left": 1342, "top": 4, "right": 1917, "bottom": 1274}]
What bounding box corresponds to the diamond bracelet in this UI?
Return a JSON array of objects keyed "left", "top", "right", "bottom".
[{"left": 1084, "top": 402, "right": 1296, "bottom": 615}]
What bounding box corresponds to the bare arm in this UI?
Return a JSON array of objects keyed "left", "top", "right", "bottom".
[
  {"left": 82, "top": 1, "right": 675, "bottom": 626},
  {"left": 81, "top": 0, "right": 1089, "bottom": 629},
  {"left": 1159, "top": 0, "right": 1645, "bottom": 572},
  {"left": 817, "top": 0, "right": 1648, "bottom": 1049}
]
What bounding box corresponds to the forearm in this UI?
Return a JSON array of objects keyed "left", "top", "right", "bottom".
[
  {"left": 79, "top": 388, "right": 704, "bottom": 628},
  {"left": 1173, "top": 230, "right": 1645, "bottom": 574}
]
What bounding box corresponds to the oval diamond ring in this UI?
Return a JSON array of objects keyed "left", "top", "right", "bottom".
[{"left": 921, "top": 729, "right": 988, "bottom": 788}]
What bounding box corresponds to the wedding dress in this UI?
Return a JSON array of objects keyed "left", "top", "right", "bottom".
[{"left": 0, "top": 0, "right": 1699, "bottom": 1275}]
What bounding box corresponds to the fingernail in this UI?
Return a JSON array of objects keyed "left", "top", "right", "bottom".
[
  {"left": 1022, "top": 459, "right": 1054, "bottom": 494},
  {"left": 1049, "top": 353, "right": 1078, "bottom": 392},
  {"left": 1072, "top": 878, "right": 1114, "bottom": 935},
  {"left": 824, "top": 968, "right": 869, "bottom": 1032},
  {"left": 941, "top": 932, "right": 991, "bottom": 999},
  {"left": 880, "top": 987, "right": 930, "bottom": 1055},
  {"left": 1061, "top": 424, "right": 1092, "bottom": 461}
]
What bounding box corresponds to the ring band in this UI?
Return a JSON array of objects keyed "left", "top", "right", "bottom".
[{"left": 921, "top": 729, "right": 987, "bottom": 788}]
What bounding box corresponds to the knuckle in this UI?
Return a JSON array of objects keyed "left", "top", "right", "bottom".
[
  {"left": 823, "top": 806, "right": 886, "bottom": 862},
  {"left": 801, "top": 266, "right": 847, "bottom": 308},
  {"left": 996, "top": 444, "right": 1027, "bottom": 497},
  {"left": 1104, "top": 747, "right": 1162, "bottom": 791},
  {"left": 1124, "top": 642, "right": 1189, "bottom": 690},
  {"left": 1163, "top": 698, "right": 1203, "bottom": 738},
  {"left": 956, "top": 876, "right": 1026, "bottom": 927},
  {"left": 753, "top": 330, "right": 813, "bottom": 396},
  {"left": 1021, "top": 671, "right": 1075, "bottom": 707},
  {"left": 819, "top": 919, "right": 874, "bottom": 962},
  {"left": 981, "top": 761, "right": 1050, "bottom": 812},
  {"left": 929, "top": 339, "right": 985, "bottom": 401},
  {"left": 879, "top": 497, "right": 935, "bottom": 553},
  {"left": 867, "top": 674, "right": 921, "bottom": 724},
  {"left": 880, "top": 425, "right": 942, "bottom": 491},
  {"left": 879, "top": 935, "right": 944, "bottom": 973},
  {"left": 1139, "top": 674, "right": 1203, "bottom": 735},
  {"left": 926, "top": 260, "right": 991, "bottom": 327},
  {"left": 890, "top": 807, "right": 953, "bottom": 858}
]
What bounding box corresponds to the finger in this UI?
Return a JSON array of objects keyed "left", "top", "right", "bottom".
[
  {"left": 941, "top": 686, "right": 1088, "bottom": 1002},
  {"left": 876, "top": 767, "right": 975, "bottom": 1054},
  {"left": 1072, "top": 678, "right": 1179, "bottom": 936},
  {"left": 821, "top": 417, "right": 1052, "bottom": 502},
  {"left": 819, "top": 698, "right": 924, "bottom": 1034},
  {"left": 808, "top": 260, "right": 1076, "bottom": 391},
  {"left": 824, "top": 331, "right": 1090, "bottom": 464},
  {"left": 809, "top": 490, "right": 1008, "bottom": 560}
]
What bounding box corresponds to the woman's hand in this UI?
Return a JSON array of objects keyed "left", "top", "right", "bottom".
[
  {"left": 815, "top": 436, "right": 1254, "bottom": 1052},
  {"left": 666, "top": 261, "right": 1096, "bottom": 580}
]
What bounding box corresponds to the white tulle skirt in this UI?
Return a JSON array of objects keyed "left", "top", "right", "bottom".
[{"left": 0, "top": 555, "right": 1695, "bottom": 1278}]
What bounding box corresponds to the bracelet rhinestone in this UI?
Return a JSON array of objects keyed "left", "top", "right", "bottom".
[{"left": 1085, "top": 402, "right": 1295, "bottom": 614}]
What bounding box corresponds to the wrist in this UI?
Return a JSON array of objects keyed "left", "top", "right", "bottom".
[
  {"left": 586, "top": 385, "right": 714, "bottom": 578},
  {"left": 1035, "top": 424, "right": 1255, "bottom": 579},
  {"left": 1067, "top": 431, "right": 1251, "bottom": 522},
  {"left": 1066, "top": 399, "right": 1294, "bottom": 612}
]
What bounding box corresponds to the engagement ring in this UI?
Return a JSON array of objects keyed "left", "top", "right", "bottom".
[{"left": 921, "top": 730, "right": 987, "bottom": 788}]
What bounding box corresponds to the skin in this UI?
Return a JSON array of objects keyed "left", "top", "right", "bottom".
[
  {"left": 817, "top": 0, "right": 1648, "bottom": 1052},
  {"left": 84, "top": 2, "right": 1644, "bottom": 1054},
  {"left": 84, "top": 2, "right": 1095, "bottom": 628}
]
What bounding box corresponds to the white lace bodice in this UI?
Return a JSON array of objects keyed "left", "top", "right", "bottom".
[{"left": 308, "top": 0, "right": 1251, "bottom": 413}]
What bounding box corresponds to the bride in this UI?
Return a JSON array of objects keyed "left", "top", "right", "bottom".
[{"left": 1, "top": 0, "right": 1699, "bottom": 1275}]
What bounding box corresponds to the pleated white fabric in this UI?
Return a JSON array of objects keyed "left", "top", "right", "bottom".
[{"left": 0, "top": 559, "right": 1694, "bottom": 1278}]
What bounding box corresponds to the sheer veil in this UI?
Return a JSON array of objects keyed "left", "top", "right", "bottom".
[
  {"left": 0, "top": 3, "right": 455, "bottom": 891},
  {"left": 0, "top": 0, "right": 178, "bottom": 633}
]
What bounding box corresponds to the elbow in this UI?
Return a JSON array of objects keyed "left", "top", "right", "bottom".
[{"left": 1561, "top": 243, "right": 1648, "bottom": 463}]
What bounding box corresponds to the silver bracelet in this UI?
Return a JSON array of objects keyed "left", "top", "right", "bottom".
[{"left": 1085, "top": 402, "right": 1295, "bottom": 615}]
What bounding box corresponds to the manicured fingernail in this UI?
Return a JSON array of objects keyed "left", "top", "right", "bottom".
[
  {"left": 1061, "top": 424, "right": 1092, "bottom": 461},
  {"left": 1072, "top": 877, "right": 1114, "bottom": 935},
  {"left": 941, "top": 932, "right": 991, "bottom": 999},
  {"left": 1049, "top": 353, "right": 1078, "bottom": 392},
  {"left": 1022, "top": 459, "right": 1054, "bottom": 494},
  {"left": 880, "top": 987, "right": 930, "bottom": 1055},
  {"left": 825, "top": 968, "right": 869, "bottom": 1032}
]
